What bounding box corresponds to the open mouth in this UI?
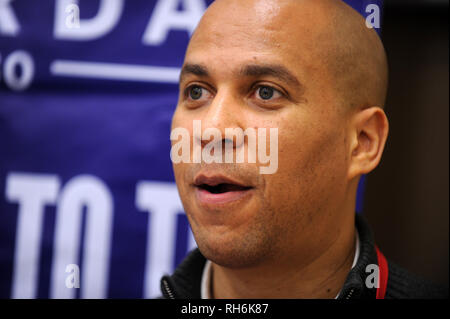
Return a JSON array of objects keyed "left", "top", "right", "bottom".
[
  {"left": 197, "top": 183, "right": 252, "bottom": 194},
  {"left": 193, "top": 174, "right": 254, "bottom": 204}
]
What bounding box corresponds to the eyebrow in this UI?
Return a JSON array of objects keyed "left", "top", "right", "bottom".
[
  {"left": 179, "top": 63, "right": 209, "bottom": 83},
  {"left": 239, "top": 64, "right": 301, "bottom": 87},
  {"left": 179, "top": 63, "right": 301, "bottom": 88}
]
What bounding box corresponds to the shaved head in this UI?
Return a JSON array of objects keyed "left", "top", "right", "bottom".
[{"left": 311, "top": 0, "right": 389, "bottom": 109}]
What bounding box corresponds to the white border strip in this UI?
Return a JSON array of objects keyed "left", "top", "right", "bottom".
[{"left": 50, "top": 60, "right": 180, "bottom": 84}]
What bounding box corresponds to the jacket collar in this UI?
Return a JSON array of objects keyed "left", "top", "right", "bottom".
[
  {"left": 338, "top": 214, "right": 378, "bottom": 299},
  {"left": 160, "top": 214, "right": 378, "bottom": 299}
]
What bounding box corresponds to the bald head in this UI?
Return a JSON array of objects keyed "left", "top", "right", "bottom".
[{"left": 188, "top": 0, "right": 388, "bottom": 111}]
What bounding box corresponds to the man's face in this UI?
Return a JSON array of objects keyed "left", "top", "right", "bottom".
[{"left": 171, "top": 0, "right": 352, "bottom": 268}]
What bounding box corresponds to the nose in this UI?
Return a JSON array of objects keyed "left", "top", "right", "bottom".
[{"left": 196, "top": 87, "right": 244, "bottom": 149}]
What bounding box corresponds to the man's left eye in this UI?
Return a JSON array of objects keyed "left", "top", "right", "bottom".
[{"left": 256, "top": 86, "right": 282, "bottom": 100}]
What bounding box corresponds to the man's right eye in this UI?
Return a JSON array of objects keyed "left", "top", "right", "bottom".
[{"left": 187, "top": 85, "right": 204, "bottom": 100}]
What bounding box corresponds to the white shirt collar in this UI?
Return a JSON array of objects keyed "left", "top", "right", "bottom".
[
  {"left": 200, "top": 257, "right": 213, "bottom": 299},
  {"left": 201, "top": 229, "right": 360, "bottom": 299}
]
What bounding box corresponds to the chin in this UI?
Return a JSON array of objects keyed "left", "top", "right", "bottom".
[{"left": 194, "top": 228, "right": 273, "bottom": 269}]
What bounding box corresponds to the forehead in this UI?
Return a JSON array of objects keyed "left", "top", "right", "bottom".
[{"left": 184, "top": 0, "right": 325, "bottom": 76}]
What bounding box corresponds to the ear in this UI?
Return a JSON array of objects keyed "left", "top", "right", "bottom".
[{"left": 347, "top": 107, "right": 389, "bottom": 180}]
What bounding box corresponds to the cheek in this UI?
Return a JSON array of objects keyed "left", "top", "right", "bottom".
[
  {"left": 266, "top": 114, "right": 348, "bottom": 213},
  {"left": 171, "top": 107, "right": 188, "bottom": 133},
  {"left": 172, "top": 162, "right": 183, "bottom": 182},
  {"left": 172, "top": 163, "right": 185, "bottom": 204}
]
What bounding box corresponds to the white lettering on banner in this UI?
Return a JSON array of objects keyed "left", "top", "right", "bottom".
[
  {"left": 5, "top": 173, "right": 61, "bottom": 299},
  {"left": 187, "top": 222, "right": 197, "bottom": 253},
  {"left": 50, "top": 60, "right": 180, "bottom": 83},
  {"left": 0, "top": 0, "right": 20, "bottom": 36},
  {"left": 54, "top": 0, "right": 124, "bottom": 40},
  {"left": 5, "top": 172, "right": 193, "bottom": 298},
  {"left": 142, "top": 0, "right": 206, "bottom": 46},
  {"left": 2, "top": 50, "right": 34, "bottom": 91},
  {"left": 136, "top": 181, "right": 196, "bottom": 298},
  {"left": 50, "top": 175, "right": 113, "bottom": 299}
]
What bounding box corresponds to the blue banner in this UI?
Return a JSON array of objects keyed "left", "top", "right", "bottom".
[{"left": 0, "top": 0, "right": 382, "bottom": 298}]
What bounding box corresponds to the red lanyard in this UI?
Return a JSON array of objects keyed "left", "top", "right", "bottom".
[{"left": 375, "top": 245, "right": 389, "bottom": 299}]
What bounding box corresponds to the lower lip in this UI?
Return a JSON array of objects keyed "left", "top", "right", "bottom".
[{"left": 195, "top": 187, "right": 253, "bottom": 205}]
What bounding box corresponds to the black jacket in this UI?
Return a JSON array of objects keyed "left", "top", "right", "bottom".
[{"left": 160, "top": 214, "right": 448, "bottom": 299}]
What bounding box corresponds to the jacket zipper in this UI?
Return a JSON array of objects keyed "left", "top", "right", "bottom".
[
  {"left": 162, "top": 278, "right": 175, "bottom": 299},
  {"left": 345, "top": 288, "right": 355, "bottom": 299}
]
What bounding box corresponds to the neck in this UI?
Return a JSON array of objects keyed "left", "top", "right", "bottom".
[{"left": 211, "top": 215, "right": 357, "bottom": 299}]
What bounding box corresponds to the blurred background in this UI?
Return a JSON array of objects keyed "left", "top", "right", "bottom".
[
  {"left": 365, "top": 0, "right": 449, "bottom": 287},
  {"left": 0, "top": 0, "right": 448, "bottom": 298}
]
